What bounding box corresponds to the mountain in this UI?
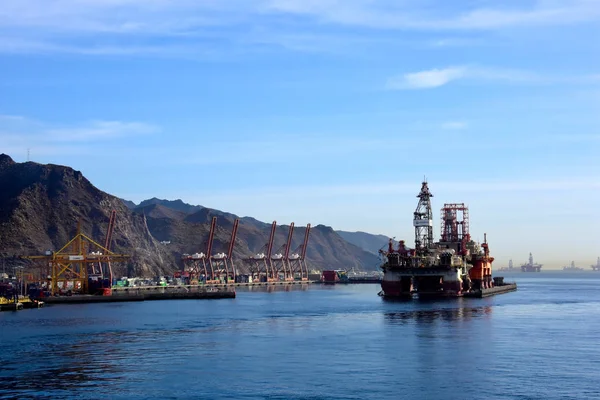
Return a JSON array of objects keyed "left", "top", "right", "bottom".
[
  {"left": 337, "top": 230, "right": 395, "bottom": 256},
  {"left": 131, "top": 202, "right": 381, "bottom": 271},
  {"left": 121, "top": 199, "right": 137, "bottom": 209},
  {"left": 0, "top": 154, "right": 175, "bottom": 277},
  {"left": 0, "top": 154, "right": 380, "bottom": 276},
  {"left": 137, "top": 198, "right": 203, "bottom": 215}
]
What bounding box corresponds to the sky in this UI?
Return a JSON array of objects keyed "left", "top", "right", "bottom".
[{"left": 1, "top": 0, "right": 599, "bottom": 269}]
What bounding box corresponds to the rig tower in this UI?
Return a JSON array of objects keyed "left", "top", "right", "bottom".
[{"left": 413, "top": 180, "right": 434, "bottom": 255}]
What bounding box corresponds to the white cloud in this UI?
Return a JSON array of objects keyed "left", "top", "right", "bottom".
[
  {"left": 386, "top": 67, "right": 467, "bottom": 89},
  {"left": 384, "top": 65, "right": 600, "bottom": 90}
]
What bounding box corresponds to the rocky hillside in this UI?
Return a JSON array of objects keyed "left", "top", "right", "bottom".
[
  {"left": 336, "top": 230, "right": 396, "bottom": 255},
  {"left": 0, "top": 154, "right": 175, "bottom": 277},
  {"left": 129, "top": 200, "right": 382, "bottom": 271},
  {"left": 0, "top": 155, "right": 380, "bottom": 276}
]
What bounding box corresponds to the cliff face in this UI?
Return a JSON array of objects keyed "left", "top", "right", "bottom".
[
  {"left": 0, "top": 154, "right": 176, "bottom": 277},
  {"left": 0, "top": 155, "right": 381, "bottom": 276}
]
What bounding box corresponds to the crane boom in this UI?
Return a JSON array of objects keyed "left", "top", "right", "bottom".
[
  {"left": 266, "top": 221, "right": 277, "bottom": 258},
  {"left": 283, "top": 223, "right": 295, "bottom": 259},
  {"left": 206, "top": 217, "right": 217, "bottom": 257},
  {"left": 227, "top": 219, "right": 239, "bottom": 258},
  {"left": 300, "top": 224, "right": 311, "bottom": 260},
  {"left": 104, "top": 210, "right": 116, "bottom": 251}
]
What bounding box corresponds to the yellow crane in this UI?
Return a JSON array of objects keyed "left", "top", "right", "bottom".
[{"left": 21, "top": 214, "right": 129, "bottom": 295}]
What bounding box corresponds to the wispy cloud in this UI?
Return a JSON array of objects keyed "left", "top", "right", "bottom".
[
  {"left": 386, "top": 67, "right": 467, "bottom": 89},
  {"left": 1, "top": 1, "right": 599, "bottom": 55},
  {"left": 385, "top": 65, "right": 599, "bottom": 90},
  {"left": 0, "top": 116, "right": 159, "bottom": 156},
  {"left": 264, "top": 0, "right": 600, "bottom": 30},
  {"left": 46, "top": 121, "right": 158, "bottom": 142},
  {"left": 441, "top": 121, "right": 468, "bottom": 130},
  {"left": 165, "top": 177, "right": 600, "bottom": 207}
]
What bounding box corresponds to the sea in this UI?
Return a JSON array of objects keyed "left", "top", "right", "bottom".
[{"left": 1, "top": 271, "right": 599, "bottom": 400}]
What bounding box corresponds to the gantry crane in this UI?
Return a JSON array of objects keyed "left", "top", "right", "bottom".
[
  {"left": 22, "top": 212, "right": 129, "bottom": 295},
  {"left": 288, "top": 224, "right": 311, "bottom": 281},
  {"left": 243, "top": 221, "right": 278, "bottom": 282}
]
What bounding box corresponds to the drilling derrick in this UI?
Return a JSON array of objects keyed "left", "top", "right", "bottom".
[
  {"left": 272, "top": 223, "right": 295, "bottom": 281},
  {"left": 243, "top": 221, "right": 278, "bottom": 282},
  {"left": 413, "top": 181, "right": 434, "bottom": 255},
  {"left": 210, "top": 218, "right": 239, "bottom": 284},
  {"left": 288, "top": 224, "right": 311, "bottom": 281}
]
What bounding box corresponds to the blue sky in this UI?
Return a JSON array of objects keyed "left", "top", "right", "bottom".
[{"left": 1, "top": 0, "right": 599, "bottom": 268}]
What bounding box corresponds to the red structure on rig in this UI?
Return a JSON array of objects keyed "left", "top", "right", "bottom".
[{"left": 288, "top": 224, "right": 311, "bottom": 281}]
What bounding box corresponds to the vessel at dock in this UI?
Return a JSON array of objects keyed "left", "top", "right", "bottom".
[
  {"left": 379, "top": 181, "right": 516, "bottom": 299},
  {"left": 591, "top": 258, "right": 600, "bottom": 271},
  {"left": 520, "top": 253, "right": 542, "bottom": 272}
]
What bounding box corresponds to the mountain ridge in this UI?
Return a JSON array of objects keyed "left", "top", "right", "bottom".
[{"left": 0, "top": 154, "right": 381, "bottom": 275}]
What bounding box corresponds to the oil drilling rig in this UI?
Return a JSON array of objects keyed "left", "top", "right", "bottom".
[
  {"left": 380, "top": 181, "right": 498, "bottom": 298},
  {"left": 21, "top": 210, "right": 129, "bottom": 295}
]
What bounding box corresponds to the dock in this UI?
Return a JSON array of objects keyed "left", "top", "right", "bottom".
[
  {"left": 38, "top": 286, "right": 236, "bottom": 304},
  {"left": 464, "top": 283, "right": 517, "bottom": 298}
]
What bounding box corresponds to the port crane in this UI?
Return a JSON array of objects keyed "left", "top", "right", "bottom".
[
  {"left": 21, "top": 212, "right": 129, "bottom": 295},
  {"left": 209, "top": 218, "right": 239, "bottom": 283},
  {"left": 288, "top": 224, "right": 311, "bottom": 281},
  {"left": 271, "top": 223, "right": 295, "bottom": 281},
  {"left": 182, "top": 216, "right": 217, "bottom": 283},
  {"left": 243, "top": 221, "right": 278, "bottom": 282}
]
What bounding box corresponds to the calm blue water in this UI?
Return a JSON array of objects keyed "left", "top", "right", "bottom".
[{"left": 1, "top": 272, "right": 600, "bottom": 400}]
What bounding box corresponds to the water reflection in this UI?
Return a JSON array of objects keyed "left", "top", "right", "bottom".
[
  {"left": 0, "top": 334, "right": 124, "bottom": 397},
  {"left": 384, "top": 306, "right": 492, "bottom": 325}
]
